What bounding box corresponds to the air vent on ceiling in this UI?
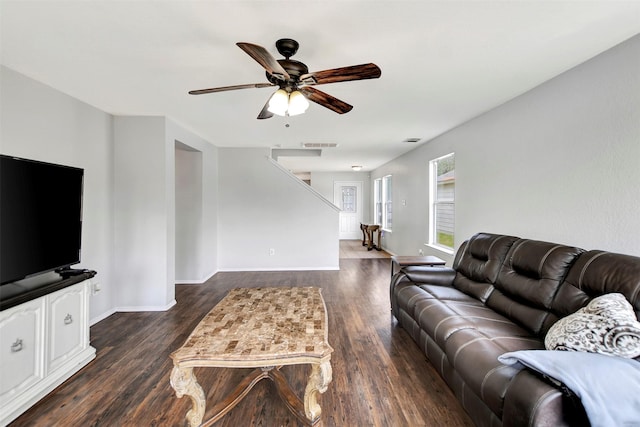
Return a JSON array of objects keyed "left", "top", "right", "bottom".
[
  {"left": 402, "top": 138, "right": 422, "bottom": 144},
  {"left": 302, "top": 142, "right": 339, "bottom": 148}
]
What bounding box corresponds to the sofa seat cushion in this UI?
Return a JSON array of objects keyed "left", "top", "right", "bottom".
[
  {"left": 444, "top": 327, "right": 545, "bottom": 418},
  {"left": 415, "top": 283, "right": 479, "bottom": 301},
  {"left": 415, "top": 297, "right": 535, "bottom": 350},
  {"left": 394, "top": 282, "right": 479, "bottom": 318},
  {"left": 415, "top": 298, "right": 487, "bottom": 348}
]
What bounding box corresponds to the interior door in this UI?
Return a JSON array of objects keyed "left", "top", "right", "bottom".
[{"left": 334, "top": 181, "right": 363, "bottom": 240}]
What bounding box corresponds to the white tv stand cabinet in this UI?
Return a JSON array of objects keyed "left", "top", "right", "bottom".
[{"left": 0, "top": 278, "right": 96, "bottom": 426}]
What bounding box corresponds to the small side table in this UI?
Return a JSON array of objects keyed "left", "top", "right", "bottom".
[
  {"left": 390, "top": 255, "right": 446, "bottom": 277},
  {"left": 360, "top": 223, "right": 382, "bottom": 251}
]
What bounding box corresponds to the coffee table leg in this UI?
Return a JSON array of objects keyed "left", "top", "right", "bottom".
[
  {"left": 170, "top": 365, "right": 206, "bottom": 427},
  {"left": 304, "top": 359, "right": 332, "bottom": 422}
]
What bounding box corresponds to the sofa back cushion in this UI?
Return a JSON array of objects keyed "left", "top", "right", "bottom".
[
  {"left": 486, "top": 238, "right": 583, "bottom": 336},
  {"left": 552, "top": 250, "right": 640, "bottom": 321},
  {"left": 452, "top": 233, "right": 518, "bottom": 302}
]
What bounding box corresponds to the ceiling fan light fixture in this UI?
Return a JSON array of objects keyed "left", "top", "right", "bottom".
[
  {"left": 287, "top": 90, "right": 309, "bottom": 116},
  {"left": 267, "top": 89, "right": 289, "bottom": 116}
]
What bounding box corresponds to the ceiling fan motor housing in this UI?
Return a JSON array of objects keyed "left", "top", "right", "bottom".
[
  {"left": 264, "top": 38, "right": 310, "bottom": 88},
  {"left": 266, "top": 59, "right": 309, "bottom": 87}
]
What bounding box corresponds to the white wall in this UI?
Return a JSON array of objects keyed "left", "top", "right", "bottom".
[
  {"left": 175, "top": 147, "right": 203, "bottom": 282},
  {"left": 171, "top": 121, "right": 219, "bottom": 284},
  {"left": 372, "top": 34, "right": 640, "bottom": 262},
  {"left": 113, "top": 116, "right": 173, "bottom": 310},
  {"left": 113, "top": 117, "right": 219, "bottom": 310},
  {"left": 218, "top": 148, "right": 340, "bottom": 270},
  {"left": 0, "top": 66, "right": 115, "bottom": 320}
]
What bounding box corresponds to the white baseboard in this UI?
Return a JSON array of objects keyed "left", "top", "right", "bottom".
[
  {"left": 89, "top": 300, "right": 176, "bottom": 326},
  {"left": 175, "top": 269, "right": 218, "bottom": 285},
  {"left": 115, "top": 299, "right": 176, "bottom": 312},
  {"left": 90, "top": 308, "right": 117, "bottom": 326}
]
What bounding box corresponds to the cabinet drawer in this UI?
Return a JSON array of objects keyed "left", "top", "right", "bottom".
[
  {"left": 0, "top": 299, "right": 45, "bottom": 403},
  {"left": 48, "top": 283, "right": 87, "bottom": 371}
]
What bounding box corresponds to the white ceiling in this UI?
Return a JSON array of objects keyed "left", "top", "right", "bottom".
[{"left": 2, "top": 1, "right": 639, "bottom": 172}]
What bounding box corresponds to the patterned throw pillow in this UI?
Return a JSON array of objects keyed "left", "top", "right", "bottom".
[{"left": 545, "top": 293, "right": 640, "bottom": 358}]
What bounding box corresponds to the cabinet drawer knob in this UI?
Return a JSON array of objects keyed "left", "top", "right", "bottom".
[
  {"left": 64, "top": 314, "right": 73, "bottom": 325},
  {"left": 11, "top": 338, "right": 23, "bottom": 353}
]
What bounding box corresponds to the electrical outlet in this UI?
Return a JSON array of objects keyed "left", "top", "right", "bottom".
[
  {"left": 418, "top": 249, "right": 424, "bottom": 255},
  {"left": 269, "top": 248, "right": 275, "bottom": 256}
]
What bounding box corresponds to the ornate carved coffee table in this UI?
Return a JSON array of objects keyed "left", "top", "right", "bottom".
[{"left": 170, "top": 287, "right": 333, "bottom": 426}]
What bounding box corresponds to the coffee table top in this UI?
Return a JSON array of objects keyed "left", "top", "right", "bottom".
[{"left": 171, "top": 287, "right": 333, "bottom": 368}]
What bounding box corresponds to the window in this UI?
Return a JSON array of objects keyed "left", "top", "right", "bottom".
[
  {"left": 341, "top": 186, "right": 357, "bottom": 213},
  {"left": 382, "top": 175, "right": 392, "bottom": 230},
  {"left": 374, "top": 178, "right": 382, "bottom": 225},
  {"left": 429, "top": 153, "right": 455, "bottom": 251},
  {"left": 373, "top": 175, "right": 392, "bottom": 230}
]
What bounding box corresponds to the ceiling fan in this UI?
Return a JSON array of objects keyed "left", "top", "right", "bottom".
[{"left": 188, "top": 38, "right": 382, "bottom": 119}]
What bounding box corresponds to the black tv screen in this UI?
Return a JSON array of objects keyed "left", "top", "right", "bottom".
[{"left": 0, "top": 155, "right": 84, "bottom": 285}]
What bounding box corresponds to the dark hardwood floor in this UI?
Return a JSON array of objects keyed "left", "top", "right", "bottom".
[{"left": 10, "top": 259, "right": 473, "bottom": 427}]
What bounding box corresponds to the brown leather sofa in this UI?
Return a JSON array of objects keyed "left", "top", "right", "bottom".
[{"left": 390, "top": 232, "right": 640, "bottom": 427}]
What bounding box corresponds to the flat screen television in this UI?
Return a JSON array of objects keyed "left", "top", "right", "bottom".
[{"left": 0, "top": 155, "right": 84, "bottom": 285}]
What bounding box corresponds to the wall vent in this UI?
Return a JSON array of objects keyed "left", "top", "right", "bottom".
[{"left": 302, "top": 142, "right": 339, "bottom": 148}]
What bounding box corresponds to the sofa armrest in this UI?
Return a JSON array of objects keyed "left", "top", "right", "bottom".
[
  {"left": 400, "top": 265, "right": 457, "bottom": 287},
  {"left": 503, "top": 370, "right": 589, "bottom": 427}
]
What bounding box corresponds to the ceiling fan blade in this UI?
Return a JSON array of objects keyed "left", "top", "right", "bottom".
[
  {"left": 236, "top": 42, "right": 290, "bottom": 81},
  {"left": 257, "top": 98, "right": 274, "bottom": 120},
  {"left": 188, "top": 83, "right": 274, "bottom": 95},
  {"left": 299, "top": 87, "right": 353, "bottom": 114},
  {"left": 300, "top": 63, "right": 381, "bottom": 86}
]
